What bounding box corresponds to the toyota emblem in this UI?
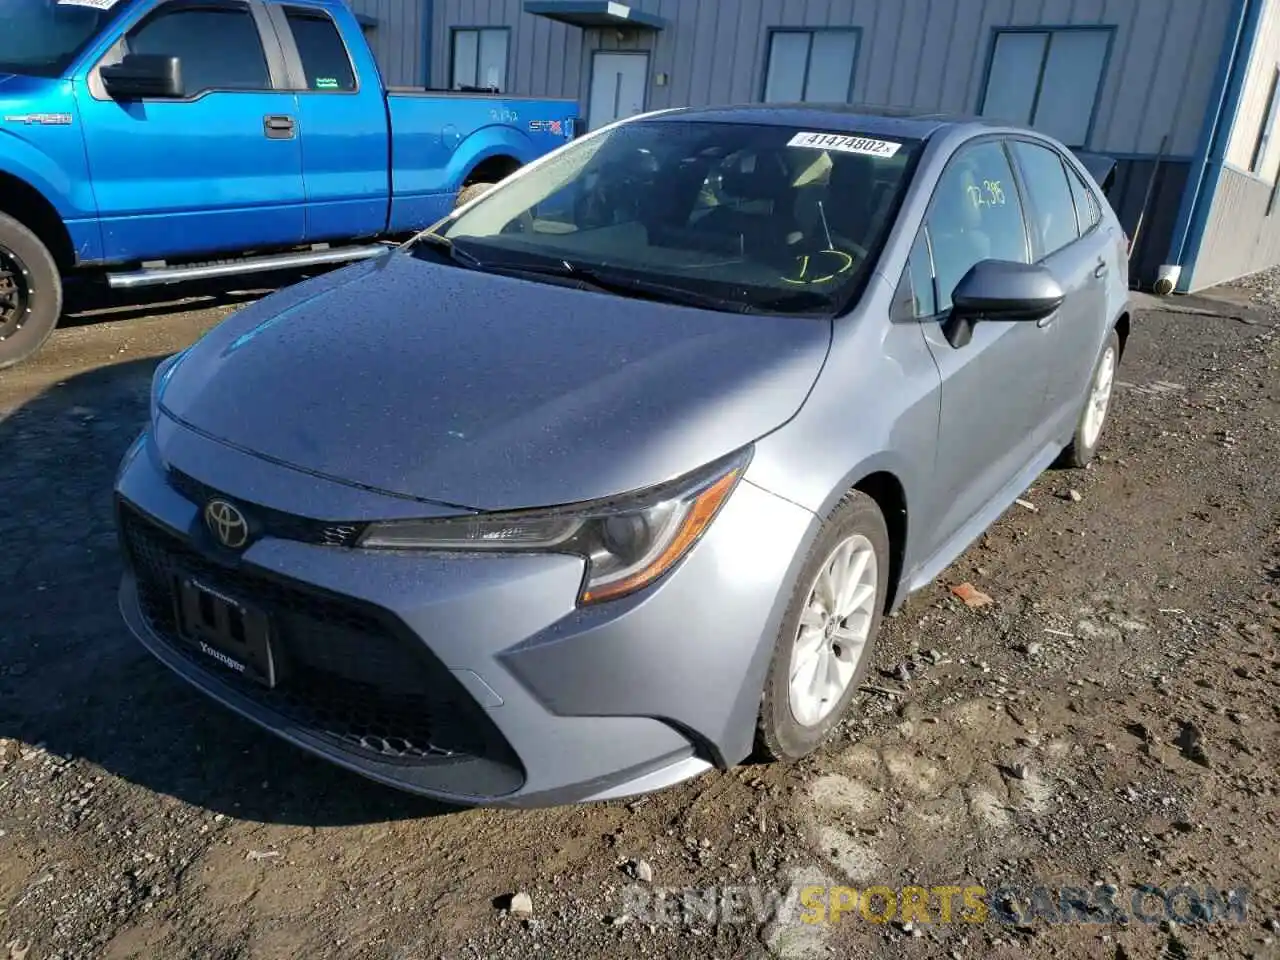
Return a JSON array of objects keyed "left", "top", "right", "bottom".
[{"left": 204, "top": 499, "right": 249, "bottom": 549}]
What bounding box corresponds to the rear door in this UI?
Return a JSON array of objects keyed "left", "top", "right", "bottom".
[
  {"left": 77, "top": 0, "right": 306, "bottom": 262},
  {"left": 267, "top": 2, "right": 389, "bottom": 240},
  {"left": 911, "top": 138, "right": 1059, "bottom": 559},
  {"left": 1007, "top": 138, "right": 1108, "bottom": 432}
]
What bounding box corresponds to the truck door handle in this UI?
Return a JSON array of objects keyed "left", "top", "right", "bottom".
[
  {"left": 263, "top": 115, "right": 296, "bottom": 139},
  {"left": 1094, "top": 259, "right": 1108, "bottom": 279}
]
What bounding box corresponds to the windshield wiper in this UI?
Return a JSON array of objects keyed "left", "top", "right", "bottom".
[
  {"left": 411, "top": 246, "right": 835, "bottom": 315},
  {"left": 461, "top": 259, "right": 768, "bottom": 313}
]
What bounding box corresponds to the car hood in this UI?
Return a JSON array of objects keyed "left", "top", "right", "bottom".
[{"left": 159, "top": 250, "right": 832, "bottom": 512}]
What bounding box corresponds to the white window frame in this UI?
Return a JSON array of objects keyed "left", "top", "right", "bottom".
[
  {"left": 979, "top": 28, "right": 1112, "bottom": 149},
  {"left": 451, "top": 26, "right": 508, "bottom": 92},
  {"left": 762, "top": 28, "right": 861, "bottom": 104}
]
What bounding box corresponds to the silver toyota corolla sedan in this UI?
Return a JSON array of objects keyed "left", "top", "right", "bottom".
[{"left": 115, "top": 105, "right": 1130, "bottom": 807}]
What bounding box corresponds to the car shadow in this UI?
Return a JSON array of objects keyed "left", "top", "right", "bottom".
[
  {"left": 58, "top": 268, "right": 323, "bottom": 331},
  {"left": 0, "top": 354, "right": 460, "bottom": 825}
]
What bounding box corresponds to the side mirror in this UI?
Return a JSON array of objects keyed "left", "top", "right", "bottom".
[
  {"left": 952, "top": 260, "right": 1066, "bottom": 321},
  {"left": 100, "top": 54, "right": 184, "bottom": 100},
  {"left": 943, "top": 260, "right": 1065, "bottom": 348}
]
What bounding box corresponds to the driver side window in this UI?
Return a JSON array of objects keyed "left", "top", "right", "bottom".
[
  {"left": 926, "top": 140, "right": 1030, "bottom": 311},
  {"left": 127, "top": 3, "right": 271, "bottom": 95}
]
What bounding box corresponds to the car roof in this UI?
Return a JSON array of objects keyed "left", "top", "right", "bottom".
[{"left": 645, "top": 103, "right": 1003, "bottom": 142}]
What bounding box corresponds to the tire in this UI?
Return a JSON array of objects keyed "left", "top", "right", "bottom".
[
  {"left": 755, "top": 490, "right": 891, "bottom": 761},
  {"left": 454, "top": 182, "right": 496, "bottom": 209},
  {"left": 1055, "top": 328, "right": 1120, "bottom": 469},
  {"left": 0, "top": 211, "right": 62, "bottom": 371}
]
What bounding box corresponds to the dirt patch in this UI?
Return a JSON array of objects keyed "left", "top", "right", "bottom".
[{"left": 0, "top": 284, "right": 1277, "bottom": 959}]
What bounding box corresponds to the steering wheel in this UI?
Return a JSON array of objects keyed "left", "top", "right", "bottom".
[{"left": 781, "top": 247, "right": 861, "bottom": 286}]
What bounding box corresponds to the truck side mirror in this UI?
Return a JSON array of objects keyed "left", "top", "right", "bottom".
[{"left": 101, "top": 54, "right": 184, "bottom": 100}]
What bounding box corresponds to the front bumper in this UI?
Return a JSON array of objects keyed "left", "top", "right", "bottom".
[{"left": 114, "top": 422, "right": 818, "bottom": 808}]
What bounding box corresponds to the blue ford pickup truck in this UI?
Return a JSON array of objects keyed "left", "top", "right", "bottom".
[{"left": 0, "top": 0, "right": 578, "bottom": 368}]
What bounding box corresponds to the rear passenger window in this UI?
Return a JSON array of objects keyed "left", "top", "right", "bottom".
[
  {"left": 1067, "top": 165, "right": 1102, "bottom": 233},
  {"left": 285, "top": 9, "right": 356, "bottom": 91},
  {"left": 1009, "top": 140, "right": 1080, "bottom": 256},
  {"left": 927, "top": 140, "right": 1029, "bottom": 311}
]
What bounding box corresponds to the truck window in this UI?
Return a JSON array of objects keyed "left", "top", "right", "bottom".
[
  {"left": 128, "top": 5, "right": 270, "bottom": 94},
  {"left": 284, "top": 9, "right": 356, "bottom": 92}
]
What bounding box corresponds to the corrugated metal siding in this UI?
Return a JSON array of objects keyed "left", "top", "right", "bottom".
[
  {"left": 432, "top": 0, "right": 1230, "bottom": 156},
  {"left": 345, "top": 0, "right": 425, "bottom": 87},
  {"left": 1227, "top": 0, "right": 1280, "bottom": 176},
  {"left": 1189, "top": 165, "right": 1280, "bottom": 289}
]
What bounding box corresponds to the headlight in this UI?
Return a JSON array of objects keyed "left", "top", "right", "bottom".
[{"left": 360, "top": 448, "right": 751, "bottom": 605}]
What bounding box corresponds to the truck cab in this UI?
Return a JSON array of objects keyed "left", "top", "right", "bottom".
[{"left": 0, "top": 0, "right": 578, "bottom": 369}]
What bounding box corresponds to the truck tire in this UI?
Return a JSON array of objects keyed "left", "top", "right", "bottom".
[
  {"left": 455, "top": 182, "right": 496, "bottom": 208},
  {"left": 0, "top": 212, "right": 62, "bottom": 371}
]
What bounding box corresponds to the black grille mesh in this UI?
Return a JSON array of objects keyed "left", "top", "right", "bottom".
[{"left": 120, "top": 503, "right": 496, "bottom": 766}]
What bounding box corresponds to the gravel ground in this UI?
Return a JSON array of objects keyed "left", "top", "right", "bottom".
[{"left": 0, "top": 271, "right": 1277, "bottom": 960}]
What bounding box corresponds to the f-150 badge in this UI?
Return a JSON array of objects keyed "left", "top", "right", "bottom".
[{"left": 3, "top": 114, "right": 74, "bottom": 126}]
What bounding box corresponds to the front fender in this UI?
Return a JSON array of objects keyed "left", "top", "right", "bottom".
[
  {"left": 0, "top": 134, "right": 87, "bottom": 219},
  {"left": 447, "top": 124, "right": 538, "bottom": 186}
]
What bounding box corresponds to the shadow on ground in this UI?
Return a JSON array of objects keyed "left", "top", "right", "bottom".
[
  {"left": 59, "top": 268, "right": 322, "bottom": 330},
  {"left": 0, "top": 354, "right": 456, "bottom": 826}
]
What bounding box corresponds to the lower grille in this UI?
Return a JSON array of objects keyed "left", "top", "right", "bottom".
[{"left": 119, "top": 502, "right": 510, "bottom": 770}]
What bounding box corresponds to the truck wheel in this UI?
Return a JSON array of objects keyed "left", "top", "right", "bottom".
[
  {"left": 0, "top": 212, "right": 62, "bottom": 371},
  {"left": 455, "top": 182, "right": 496, "bottom": 208}
]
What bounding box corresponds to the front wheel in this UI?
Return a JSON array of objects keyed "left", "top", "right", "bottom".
[
  {"left": 0, "top": 212, "right": 62, "bottom": 371},
  {"left": 755, "top": 491, "right": 890, "bottom": 760},
  {"left": 1056, "top": 328, "right": 1120, "bottom": 469}
]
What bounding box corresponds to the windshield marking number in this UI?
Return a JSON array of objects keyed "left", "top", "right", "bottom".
[
  {"left": 787, "top": 132, "right": 902, "bottom": 158},
  {"left": 56, "top": 0, "right": 122, "bottom": 8},
  {"left": 966, "top": 180, "right": 1006, "bottom": 209}
]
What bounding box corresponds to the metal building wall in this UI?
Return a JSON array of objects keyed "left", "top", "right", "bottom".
[
  {"left": 346, "top": 0, "right": 426, "bottom": 87},
  {"left": 431, "top": 0, "right": 1228, "bottom": 158},
  {"left": 428, "top": 0, "right": 1242, "bottom": 286}
]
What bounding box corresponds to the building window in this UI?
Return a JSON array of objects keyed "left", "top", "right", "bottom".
[
  {"left": 763, "top": 29, "right": 859, "bottom": 103},
  {"left": 452, "top": 28, "right": 507, "bottom": 91},
  {"left": 980, "top": 29, "right": 1110, "bottom": 148},
  {"left": 1250, "top": 67, "right": 1280, "bottom": 175}
]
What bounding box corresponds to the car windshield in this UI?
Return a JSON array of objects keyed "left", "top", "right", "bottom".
[
  {"left": 426, "top": 119, "right": 921, "bottom": 315},
  {"left": 0, "top": 0, "right": 117, "bottom": 77}
]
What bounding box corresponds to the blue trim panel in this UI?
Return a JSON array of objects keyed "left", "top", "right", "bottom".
[{"left": 1166, "top": 0, "right": 1261, "bottom": 287}]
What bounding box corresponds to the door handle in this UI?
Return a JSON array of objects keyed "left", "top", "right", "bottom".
[
  {"left": 263, "top": 114, "right": 296, "bottom": 139},
  {"left": 1094, "top": 259, "right": 1108, "bottom": 279}
]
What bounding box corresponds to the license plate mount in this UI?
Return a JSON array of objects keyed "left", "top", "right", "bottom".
[{"left": 175, "top": 577, "right": 277, "bottom": 688}]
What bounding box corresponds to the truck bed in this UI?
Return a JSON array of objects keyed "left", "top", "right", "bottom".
[{"left": 386, "top": 92, "right": 579, "bottom": 234}]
